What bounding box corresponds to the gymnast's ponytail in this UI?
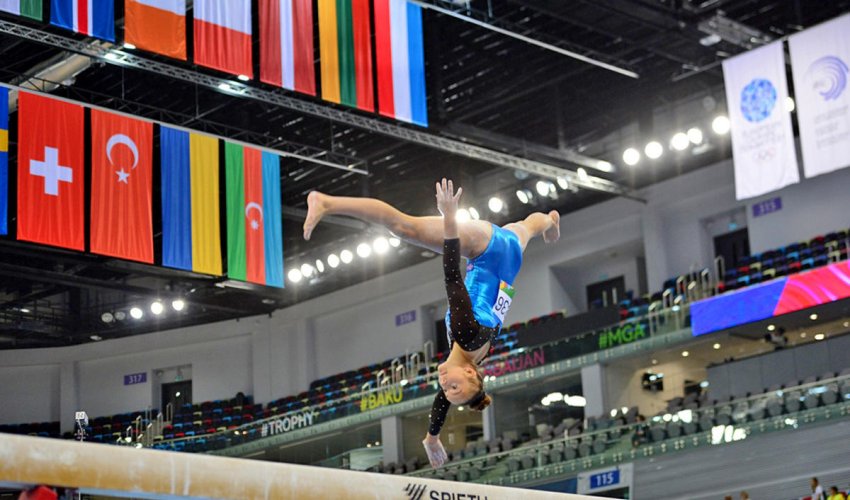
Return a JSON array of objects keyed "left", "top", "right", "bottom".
[{"left": 468, "top": 393, "right": 492, "bottom": 412}]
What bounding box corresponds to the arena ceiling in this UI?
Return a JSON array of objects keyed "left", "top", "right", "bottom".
[{"left": 0, "top": 0, "right": 847, "bottom": 348}]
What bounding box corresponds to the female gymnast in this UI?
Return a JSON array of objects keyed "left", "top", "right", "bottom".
[{"left": 303, "top": 181, "right": 560, "bottom": 467}]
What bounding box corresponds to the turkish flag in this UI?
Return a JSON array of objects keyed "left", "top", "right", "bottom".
[
  {"left": 17, "top": 92, "right": 85, "bottom": 251},
  {"left": 90, "top": 109, "right": 154, "bottom": 263}
]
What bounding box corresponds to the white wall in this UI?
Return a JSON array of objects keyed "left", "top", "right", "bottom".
[{"left": 2, "top": 160, "right": 850, "bottom": 426}]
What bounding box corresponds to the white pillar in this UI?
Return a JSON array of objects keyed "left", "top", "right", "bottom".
[
  {"left": 482, "top": 405, "right": 497, "bottom": 441},
  {"left": 59, "top": 361, "right": 79, "bottom": 434},
  {"left": 641, "top": 206, "right": 669, "bottom": 292},
  {"left": 380, "top": 416, "right": 404, "bottom": 466},
  {"left": 581, "top": 363, "right": 607, "bottom": 419}
]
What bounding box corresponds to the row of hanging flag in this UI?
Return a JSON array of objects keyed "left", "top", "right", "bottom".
[
  {"left": 0, "top": 87, "right": 285, "bottom": 288},
  {"left": 0, "top": 0, "right": 428, "bottom": 126}
]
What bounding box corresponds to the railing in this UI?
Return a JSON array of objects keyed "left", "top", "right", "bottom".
[
  {"left": 407, "top": 374, "right": 850, "bottom": 486},
  {"left": 152, "top": 302, "right": 693, "bottom": 454}
]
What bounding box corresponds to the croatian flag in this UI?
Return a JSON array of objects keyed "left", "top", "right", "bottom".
[
  {"left": 50, "top": 0, "right": 115, "bottom": 42},
  {"left": 194, "top": 0, "right": 252, "bottom": 77},
  {"left": 374, "top": 0, "right": 427, "bottom": 126}
]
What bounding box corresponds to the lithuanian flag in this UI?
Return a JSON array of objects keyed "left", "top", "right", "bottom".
[{"left": 318, "top": 0, "right": 374, "bottom": 111}]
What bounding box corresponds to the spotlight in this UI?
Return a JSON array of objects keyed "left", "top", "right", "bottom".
[
  {"left": 565, "top": 395, "right": 586, "bottom": 407},
  {"left": 809, "top": 313, "right": 818, "bottom": 321},
  {"left": 712, "top": 115, "right": 730, "bottom": 135},
  {"left": 535, "top": 180, "right": 554, "bottom": 197},
  {"left": 122, "top": 42, "right": 136, "bottom": 50},
  {"left": 516, "top": 189, "right": 531, "bottom": 204},
  {"left": 316, "top": 259, "right": 325, "bottom": 273},
  {"left": 488, "top": 197, "right": 504, "bottom": 213},
  {"left": 595, "top": 160, "right": 614, "bottom": 172},
  {"left": 130, "top": 307, "right": 143, "bottom": 320},
  {"left": 356, "top": 243, "right": 372, "bottom": 258},
  {"left": 101, "top": 312, "right": 114, "bottom": 323},
  {"left": 815, "top": 333, "right": 825, "bottom": 340},
  {"left": 340, "top": 249, "right": 354, "bottom": 263},
  {"left": 373, "top": 237, "right": 389, "bottom": 254},
  {"left": 681, "top": 350, "right": 689, "bottom": 357},
  {"left": 237, "top": 74, "right": 250, "bottom": 82},
  {"left": 557, "top": 177, "right": 569, "bottom": 190},
  {"left": 388, "top": 237, "right": 401, "bottom": 248},
  {"left": 150, "top": 301, "right": 164, "bottom": 315},
  {"left": 713, "top": 343, "right": 721, "bottom": 350},
  {"left": 645, "top": 141, "right": 664, "bottom": 159},
  {"left": 671, "top": 132, "right": 690, "bottom": 151},
  {"left": 622, "top": 148, "right": 641, "bottom": 166},
  {"left": 327, "top": 253, "right": 340, "bottom": 268},
  {"left": 300, "top": 263, "right": 314, "bottom": 278},
  {"left": 90, "top": 335, "right": 103, "bottom": 341},
  {"left": 577, "top": 168, "right": 588, "bottom": 181},
  {"left": 785, "top": 96, "right": 795, "bottom": 112},
  {"left": 172, "top": 299, "right": 185, "bottom": 311},
  {"left": 114, "top": 311, "right": 127, "bottom": 321},
  {"left": 687, "top": 127, "right": 704, "bottom": 144},
  {"left": 469, "top": 207, "right": 480, "bottom": 220},
  {"left": 456, "top": 208, "right": 471, "bottom": 223},
  {"left": 767, "top": 324, "right": 776, "bottom": 332},
  {"left": 288, "top": 269, "right": 303, "bottom": 283}
]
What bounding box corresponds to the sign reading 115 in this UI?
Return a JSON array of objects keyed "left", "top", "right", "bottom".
[{"left": 589, "top": 469, "right": 620, "bottom": 489}]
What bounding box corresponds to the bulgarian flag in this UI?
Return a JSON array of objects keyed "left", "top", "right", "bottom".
[
  {"left": 225, "top": 142, "right": 284, "bottom": 288},
  {"left": 374, "top": 0, "right": 428, "bottom": 126},
  {"left": 0, "top": 0, "right": 42, "bottom": 20},
  {"left": 318, "top": 0, "right": 374, "bottom": 111}
]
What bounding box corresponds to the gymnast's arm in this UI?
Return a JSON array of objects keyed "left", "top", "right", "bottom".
[{"left": 423, "top": 390, "right": 450, "bottom": 467}]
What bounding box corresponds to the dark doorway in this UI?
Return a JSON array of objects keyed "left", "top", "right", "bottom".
[
  {"left": 161, "top": 380, "right": 192, "bottom": 414},
  {"left": 714, "top": 228, "right": 751, "bottom": 269},
  {"left": 586, "top": 276, "right": 626, "bottom": 309},
  {"left": 435, "top": 318, "right": 450, "bottom": 354}
]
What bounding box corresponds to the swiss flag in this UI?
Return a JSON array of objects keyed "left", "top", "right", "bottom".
[
  {"left": 90, "top": 109, "right": 154, "bottom": 263},
  {"left": 17, "top": 92, "right": 85, "bottom": 251}
]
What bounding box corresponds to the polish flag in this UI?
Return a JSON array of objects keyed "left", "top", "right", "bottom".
[
  {"left": 124, "top": 0, "right": 186, "bottom": 60},
  {"left": 194, "top": 0, "right": 253, "bottom": 78}
]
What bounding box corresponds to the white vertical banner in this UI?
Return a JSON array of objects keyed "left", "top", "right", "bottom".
[
  {"left": 789, "top": 13, "right": 850, "bottom": 178},
  {"left": 723, "top": 41, "right": 800, "bottom": 200}
]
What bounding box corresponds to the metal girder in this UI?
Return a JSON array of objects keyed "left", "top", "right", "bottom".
[
  {"left": 0, "top": 20, "right": 634, "bottom": 198},
  {"left": 409, "top": 0, "right": 639, "bottom": 79}
]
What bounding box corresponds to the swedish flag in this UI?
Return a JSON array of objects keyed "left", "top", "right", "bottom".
[{"left": 0, "top": 86, "right": 8, "bottom": 235}]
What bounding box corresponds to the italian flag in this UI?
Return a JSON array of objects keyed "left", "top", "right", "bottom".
[{"left": 0, "top": 0, "right": 42, "bottom": 20}]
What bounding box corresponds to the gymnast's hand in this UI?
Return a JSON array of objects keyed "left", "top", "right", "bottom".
[
  {"left": 435, "top": 178, "right": 462, "bottom": 219},
  {"left": 422, "top": 433, "right": 448, "bottom": 468}
]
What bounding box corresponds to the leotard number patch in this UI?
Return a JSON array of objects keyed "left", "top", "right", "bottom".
[{"left": 492, "top": 281, "right": 515, "bottom": 324}]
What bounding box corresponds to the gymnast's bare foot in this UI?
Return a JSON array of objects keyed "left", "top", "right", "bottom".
[
  {"left": 303, "top": 191, "right": 327, "bottom": 240},
  {"left": 543, "top": 210, "right": 560, "bottom": 243}
]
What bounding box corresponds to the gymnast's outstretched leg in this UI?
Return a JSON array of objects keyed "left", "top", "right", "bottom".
[{"left": 303, "top": 191, "right": 493, "bottom": 259}]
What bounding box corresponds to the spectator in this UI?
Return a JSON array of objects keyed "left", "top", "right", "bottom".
[
  {"left": 828, "top": 486, "right": 846, "bottom": 500},
  {"left": 631, "top": 414, "right": 648, "bottom": 448},
  {"left": 724, "top": 496, "right": 733, "bottom": 500},
  {"left": 740, "top": 491, "right": 750, "bottom": 500},
  {"left": 812, "top": 477, "right": 825, "bottom": 500}
]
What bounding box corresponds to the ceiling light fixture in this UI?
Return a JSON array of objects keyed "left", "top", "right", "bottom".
[
  {"left": 388, "top": 237, "right": 401, "bottom": 248},
  {"left": 288, "top": 269, "right": 303, "bottom": 283},
  {"left": 101, "top": 312, "right": 114, "bottom": 323},
  {"left": 315, "top": 259, "right": 325, "bottom": 273},
  {"left": 171, "top": 299, "right": 185, "bottom": 311},
  {"left": 809, "top": 313, "right": 818, "bottom": 321},
  {"left": 814, "top": 333, "right": 825, "bottom": 340},
  {"left": 488, "top": 197, "right": 504, "bottom": 213},
  {"left": 681, "top": 350, "right": 689, "bottom": 357},
  {"left": 373, "top": 237, "right": 390, "bottom": 254},
  {"left": 577, "top": 167, "right": 588, "bottom": 181},
  {"left": 469, "top": 207, "right": 480, "bottom": 220},
  {"left": 516, "top": 189, "right": 531, "bottom": 204},
  {"left": 150, "top": 301, "right": 164, "bottom": 315},
  {"left": 340, "top": 249, "right": 354, "bottom": 264},
  {"left": 327, "top": 254, "right": 340, "bottom": 268},
  {"left": 456, "top": 208, "right": 471, "bottom": 223},
  {"left": 557, "top": 177, "right": 569, "bottom": 190},
  {"left": 687, "top": 127, "right": 704, "bottom": 144},
  {"left": 300, "top": 263, "right": 314, "bottom": 278},
  {"left": 671, "top": 132, "right": 690, "bottom": 151},
  {"left": 645, "top": 141, "right": 664, "bottom": 159},
  {"left": 130, "top": 307, "right": 144, "bottom": 320},
  {"left": 712, "top": 115, "right": 731, "bottom": 135},
  {"left": 713, "top": 343, "right": 721, "bottom": 350},
  {"left": 622, "top": 147, "right": 641, "bottom": 166},
  {"left": 356, "top": 243, "right": 372, "bottom": 258}
]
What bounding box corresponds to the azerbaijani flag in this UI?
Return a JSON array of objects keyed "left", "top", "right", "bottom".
[
  {"left": 225, "top": 143, "right": 284, "bottom": 287},
  {"left": 0, "top": 0, "right": 43, "bottom": 20},
  {"left": 374, "top": 0, "right": 427, "bottom": 126},
  {"left": 50, "top": 0, "right": 115, "bottom": 41},
  {"left": 260, "top": 0, "right": 316, "bottom": 96},
  {"left": 0, "top": 86, "right": 8, "bottom": 235},
  {"left": 124, "top": 0, "right": 186, "bottom": 60},
  {"left": 318, "top": 0, "right": 374, "bottom": 111},
  {"left": 160, "top": 126, "right": 222, "bottom": 276},
  {"left": 194, "top": 0, "right": 252, "bottom": 77}
]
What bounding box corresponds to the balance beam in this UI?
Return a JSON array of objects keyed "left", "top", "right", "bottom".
[{"left": 0, "top": 433, "right": 597, "bottom": 499}]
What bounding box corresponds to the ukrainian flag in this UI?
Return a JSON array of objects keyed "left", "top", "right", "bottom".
[
  {"left": 0, "top": 86, "right": 8, "bottom": 235},
  {"left": 160, "top": 126, "right": 222, "bottom": 275}
]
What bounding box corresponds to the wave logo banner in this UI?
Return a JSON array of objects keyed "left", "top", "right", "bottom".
[
  {"left": 790, "top": 13, "right": 850, "bottom": 178},
  {"left": 723, "top": 41, "right": 800, "bottom": 200}
]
